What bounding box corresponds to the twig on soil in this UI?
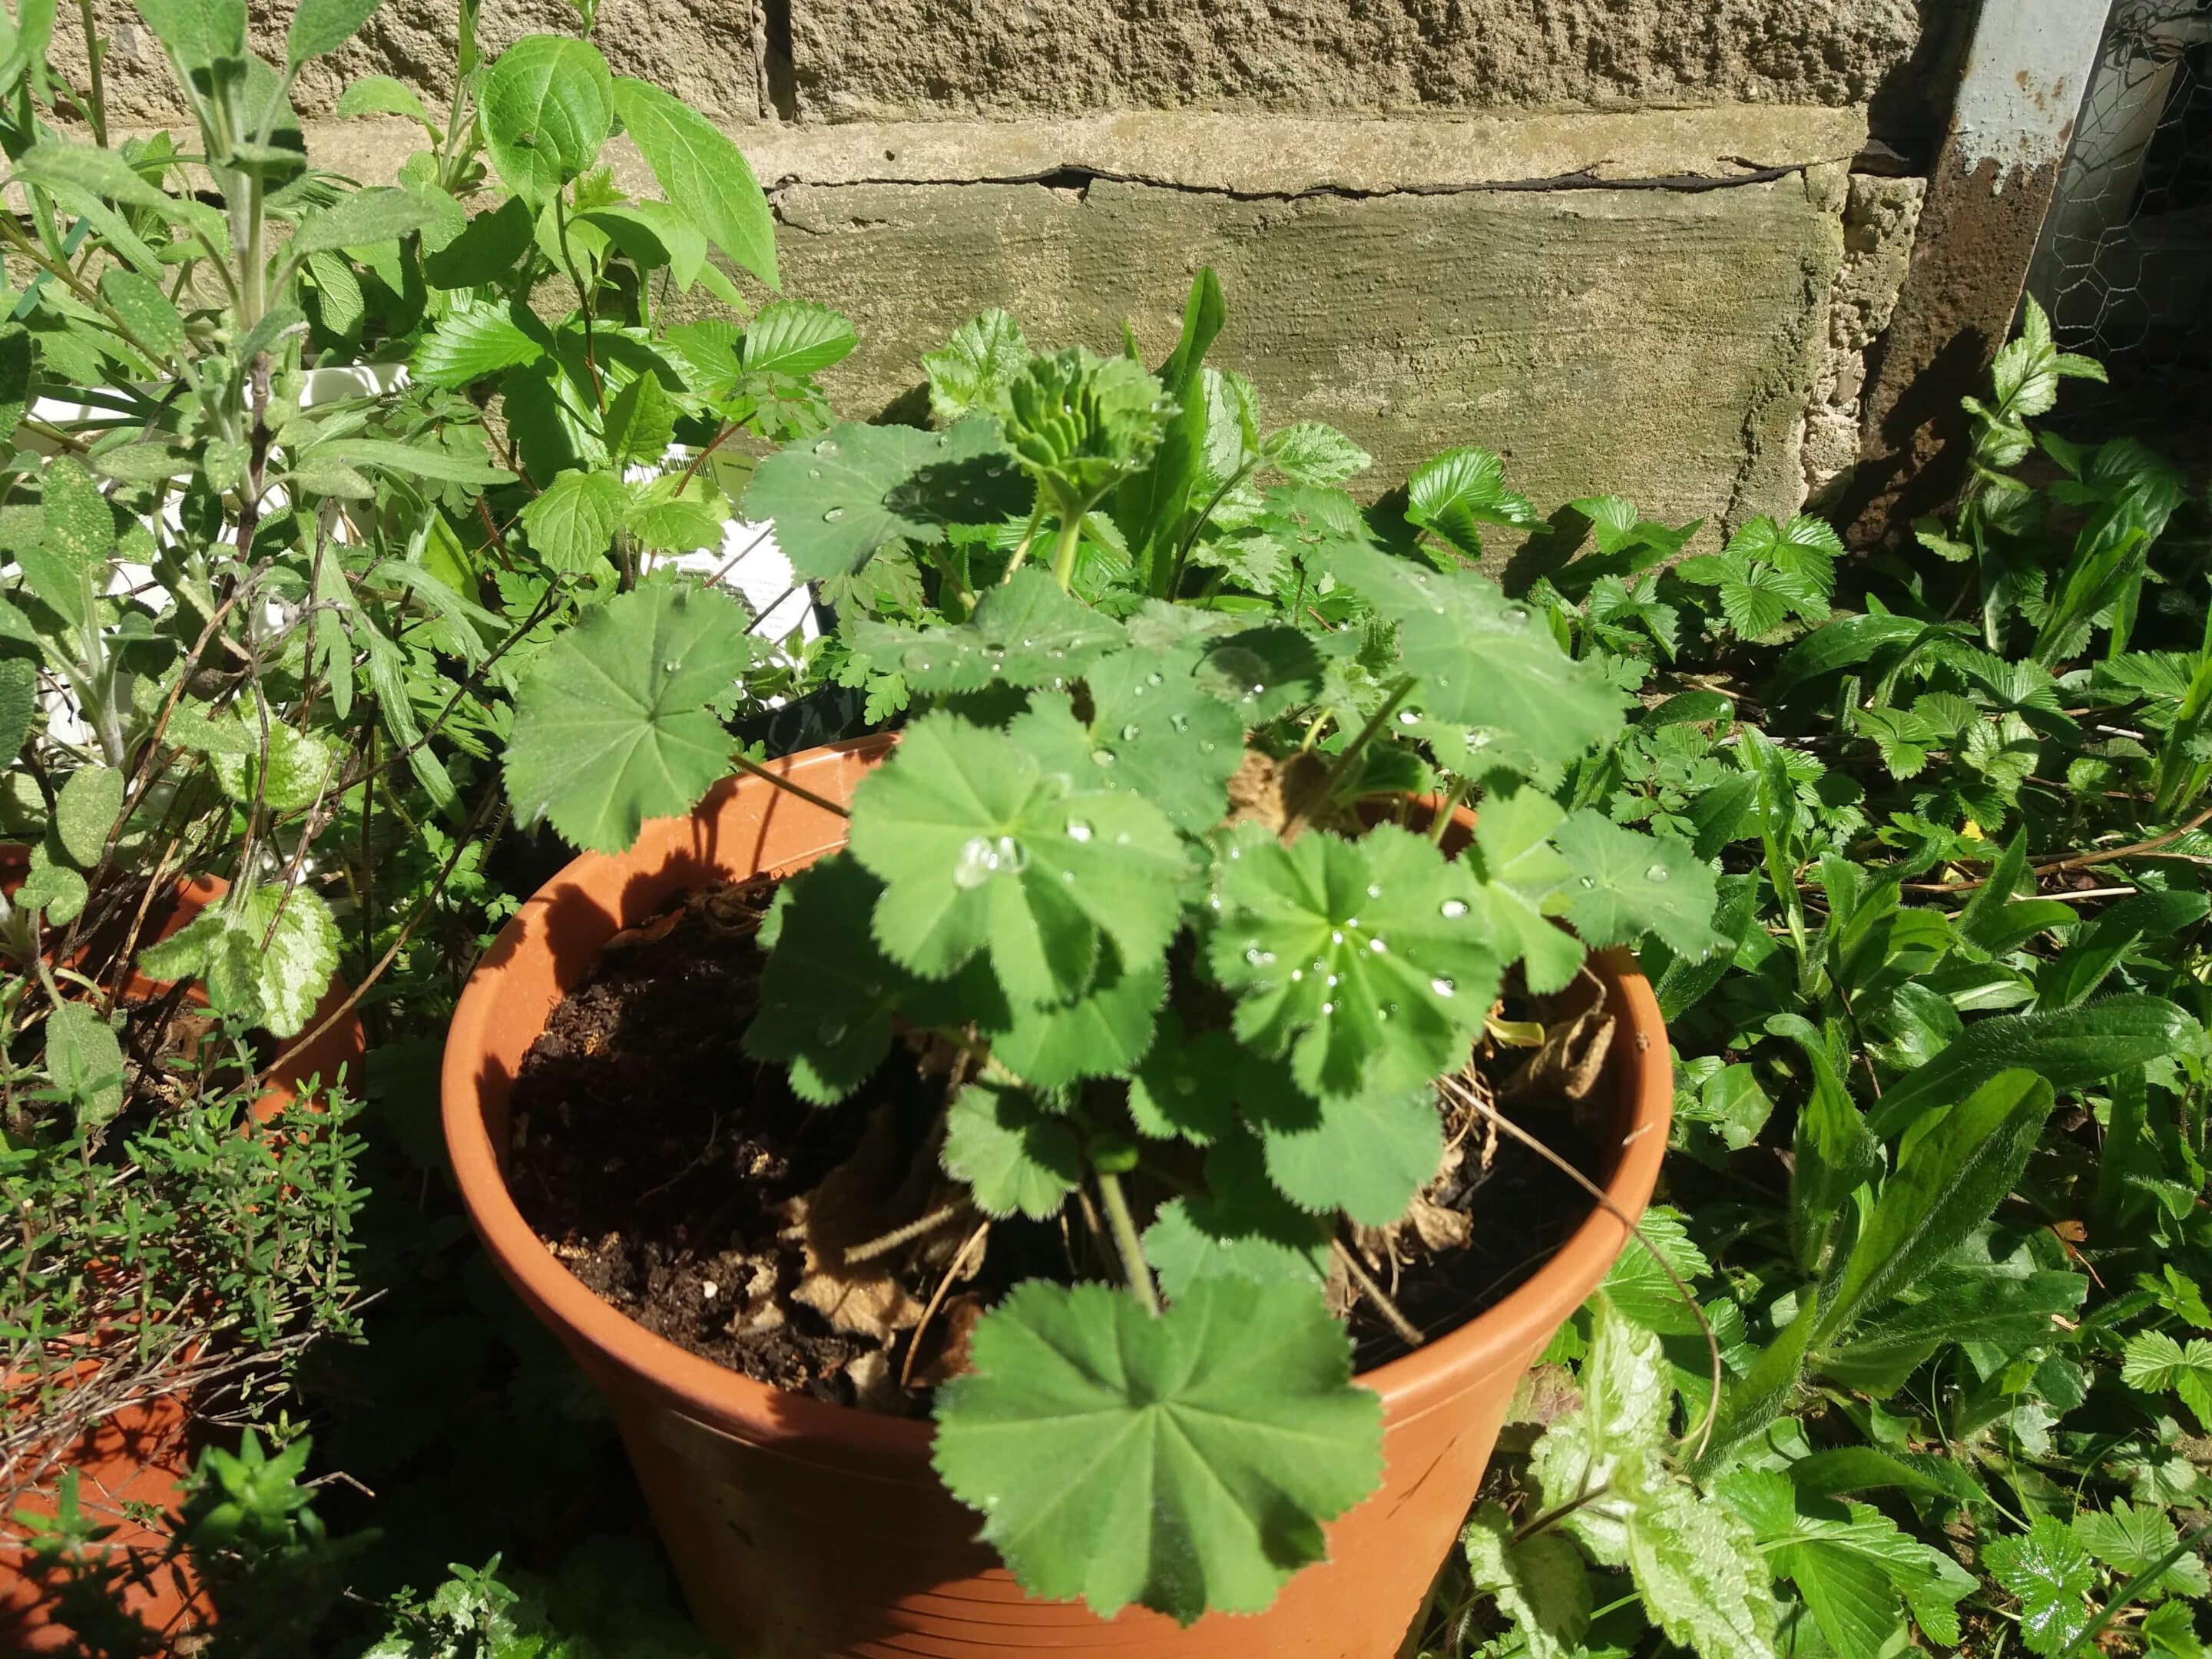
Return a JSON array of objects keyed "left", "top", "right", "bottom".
[
  {"left": 1333, "top": 1238, "right": 1426, "bottom": 1350},
  {"left": 899, "top": 1220, "right": 988, "bottom": 1394}
]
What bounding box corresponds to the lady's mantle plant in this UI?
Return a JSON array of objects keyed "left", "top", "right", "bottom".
[{"left": 502, "top": 286, "right": 1724, "bottom": 1623}]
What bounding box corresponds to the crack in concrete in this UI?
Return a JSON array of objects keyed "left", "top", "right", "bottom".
[{"left": 765, "top": 154, "right": 1864, "bottom": 205}]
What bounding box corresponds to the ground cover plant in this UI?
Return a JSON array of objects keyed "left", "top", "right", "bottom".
[{"left": 3, "top": 5, "right": 2210, "bottom": 1642}]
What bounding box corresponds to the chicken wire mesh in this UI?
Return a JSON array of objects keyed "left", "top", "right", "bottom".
[{"left": 2024, "top": 0, "right": 2212, "bottom": 443}]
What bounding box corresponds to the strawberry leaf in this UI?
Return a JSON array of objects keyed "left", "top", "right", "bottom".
[{"left": 931, "top": 1278, "right": 1383, "bottom": 1623}]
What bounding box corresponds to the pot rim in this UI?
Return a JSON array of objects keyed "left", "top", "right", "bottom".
[{"left": 441, "top": 737, "right": 1671, "bottom": 1460}]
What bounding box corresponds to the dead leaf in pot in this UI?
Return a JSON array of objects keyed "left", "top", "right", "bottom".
[
  {"left": 603, "top": 908, "right": 682, "bottom": 951},
  {"left": 909, "top": 1293, "right": 987, "bottom": 1388},
  {"left": 792, "top": 1251, "right": 925, "bottom": 1339},
  {"left": 845, "top": 1349, "right": 907, "bottom": 1414},
  {"left": 1501, "top": 1002, "right": 1615, "bottom": 1108}
]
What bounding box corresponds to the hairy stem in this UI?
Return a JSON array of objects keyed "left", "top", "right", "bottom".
[{"left": 1094, "top": 1170, "right": 1158, "bottom": 1316}]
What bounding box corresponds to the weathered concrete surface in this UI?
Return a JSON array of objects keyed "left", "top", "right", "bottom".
[
  {"left": 51, "top": 0, "right": 760, "bottom": 124},
  {"left": 1805, "top": 173, "right": 1925, "bottom": 499},
  {"left": 751, "top": 174, "right": 1843, "bottom": 548},
  {"left": 743, "top": 107, "right": 1870, "bottom": 194},
  {"left": 790, "top": 0, "right": 1921, "bottom": 122}
]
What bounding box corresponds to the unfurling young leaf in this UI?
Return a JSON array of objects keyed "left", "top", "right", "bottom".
[{"left": 931, "top": 1278, "right": 1382, "bottom": 1623}]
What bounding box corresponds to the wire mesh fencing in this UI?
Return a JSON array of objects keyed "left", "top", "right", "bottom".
[{"left": 2025, "top": 0, "right": 2212, "bottom": 448}]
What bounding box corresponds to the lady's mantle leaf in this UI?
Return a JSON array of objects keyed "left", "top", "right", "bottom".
[
  {"left": 743, "top": 856, "right": 908, "bottom": 1103},
  {"left": 743, "top": 417, "right": 1027, "bottom": 581},
  {"left": 1007, "top": 650, "right": 1243, "bottom": 833},
  {"left": 1207, "top": 823, "right": 1500, "bottom": 1101},
  {"left": 504, "top": 583, "right": 764, "bottom": 853},
  {"left": 1142, "top": 1131, "right": 1330, "bottom": 1297},
  {"left": 1330, "top": 542, "right": 1623, "bottom": 772},
  {"left": 985, "top": 945, "right": 1164, "bottom": 1087},
  {"left": 846, "top": 712, "right": 1184, "bottom": 1005},
  {"left": 931, "top": 1278, "right": 1383, "bottom": 1623},
  {"left": 942, "top": 1081, "right": 1083, "bottom": 1220},
  {"left": 1551, "top": 810, "right": 1724, "bottom": 958},
  {"left": 1468, "top": 788, "right": 1585, "bottom": 994},
  {"left": 1248, "top": 1075, "right": 1443, "bottom": 1226},
  {"left": 852, "top": 569, "right": 1124, "bottom": 697},
  {"left": 1984, "top": 1517, "right": 2097, "bottom": 1656}
]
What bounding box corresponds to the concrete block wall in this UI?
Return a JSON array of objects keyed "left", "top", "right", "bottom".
[{"left": 58, "top": 0, "right": 1959, "bottom": 553}]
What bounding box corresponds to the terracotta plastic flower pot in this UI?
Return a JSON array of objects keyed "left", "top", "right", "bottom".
[
  {"left": 442, "top": 737, "right": 1671, "bottom": 1657},
  {"left": 0, "top": 862, "right": 366, "bottom": 1653}
]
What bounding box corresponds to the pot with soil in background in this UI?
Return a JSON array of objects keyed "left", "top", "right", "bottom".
[
  {"left": 442, "top": 737, "right": 1674, "bottom": 1657},
  {"left": 0, "top": 859, "right": 366, "bottom": 1652}
]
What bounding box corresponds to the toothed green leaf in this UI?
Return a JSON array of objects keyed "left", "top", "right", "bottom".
[
  {"left": 1468, "top": 787, "right": 1585, "bottom": 994},
  {"left": 846, "top": 711, "right": 1184, "bottom": 1005},
  {"left": 931, "top": 1278, "right": 1382, "bottom": 1623},
  {"left": 850, "top": 568, "right": 1124, "bottom": 696},
  {"left": 1208, "top": 822, "right": 1499, "bottom": 1102},
  {"left": 942, "top": 1081, "right": 1083, "bottom": 1220},
  {"left": 1007, "top": 653, "right": 1243, "bottom": 834},
  {"left": 1551, "top": 810, "right": 1724, "bottom": 959},
  {"left": 1141, "top": 1130, "right": 1330, "bottom": 1297}
]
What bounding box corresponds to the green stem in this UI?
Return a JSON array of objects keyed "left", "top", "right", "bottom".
[
  {"left": 1094, "top": 1171, "right": 1158, "bottom": 1316},
  {"left": 1001, "top": 499, "right": 1046, "bottom": 580},
  {"left": 1280, "top": 676, "right": 1416, "bottom": 843},
  {"left": 1163, "top": 458, "right": 1255, "bottom": 598},
  {"left": 1048, "top": 511, "right": 1085, "bottom": 592},
  {"left": 78, "top": 0, "right": 108, "bottom": 147}
]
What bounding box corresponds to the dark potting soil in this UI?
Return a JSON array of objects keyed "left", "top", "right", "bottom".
[{"left": 506, "top": 880, "right": 1605, "bottom": 1411}]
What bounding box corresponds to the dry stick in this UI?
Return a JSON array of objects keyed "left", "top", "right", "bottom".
[
  {"left": 899, "top": 1220, "right": 990, "bottom": 1394},
  {"left": 1442, "top": 1071, "right": 1724, "bottom": 1464},
  {"left": 260, "top": 787, "right": 503, "bottom": 1088},
  {"left": 1907, "top": 800, "right": 2212, "bottom": 896},
  {"left": 846, "top": 1200, "right": 975, "bottom": 1266},
  {"left": 1332, "top": 1238, "right": 1425, "bottom": 1350},
  {"left": 725, "top": 750, "right": 851, "bottom": 820}
]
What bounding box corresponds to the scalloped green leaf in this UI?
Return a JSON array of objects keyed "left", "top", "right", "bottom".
[
  {"left": 1126, "top": 1016, "right": 1240, "bottom": 1144},
  {"left": 942, "top": 1081, "right": 1084, "bottom": 1220},
  {"left": 931, "top": 1278, "right": 1383, "bottom": 1623},
  {"left": 986, "top": 945, "right": 1164, "bottom": 1088},
  {"left": 846, "top": 711, "right": 1185, "bottom": 1005},
  {"left": 743, "top": 417, "right": 1027, "bottom": 581},
  {"left": 503, "top": 582, "right": 764, "bottom": 853},
  {"left": 743, "top": 856, "right": 908, "bottom": 1104},
  {"left": 851, "top": 568, "right": 1126, "bottom": 697},
  {"left": 1551, "top": 810, "right": 1724, "bottom": 958},
  {"left": 1207, "top": 823, "right": 1501, "bottom": 1102},
  {"left": 1007, "top": 653, "right": 1243, "bottom": 834},
  {"left": 415, "top": 298, "right": 545, "bottom": 389},
  {"left": 1468, "top": 788, "right": 1585, "bottom": 995},
  {"left": 1248, "top": 1073, "right": 1442, "bottom": 1226},
  {"left": 46, "top": 1002, "right": 124, "bottom": 1131},
  {"left": 1330, "top": 542, "right": 1624, "bottom": 773},
  {"left": 1142, "top": 1131, "right": 1330, "bottom": 1297},
  {"left": 52, "top": 764, "right": 124, "bottom": 868}
]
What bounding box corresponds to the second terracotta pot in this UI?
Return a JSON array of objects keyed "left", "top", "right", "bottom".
[
  {"left": 442, "top": 737, "right": 1671, "bottom": 1657},
  {"left": 0, "top": 866, "right": 367, "bottom": 1653}
]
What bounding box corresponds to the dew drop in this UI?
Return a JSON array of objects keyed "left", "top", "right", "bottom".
[
  {"left": 1429, "top": 976, "right": 1456, "bottom": 998},
  {"left": 1366, "top": 883, "right": 1382, "bottom": 899},
  {"left": 1169, "top": 714, "right": 1190, "bottom": 733},
  {"left": 1290, "top": 969, "right": 1303, "bottom": 982},
  {"left": 1321, "top": 1001, "right": 1335, "bottom": 1016},
  {"left": 1367, "top": 936, "right": 1387, "bottom": 954},
  {"left": 1502, "top": 604, "right": 1529, "bottom": 629},
  {"left": 1325, "top": 974, "right": 1339, "bottom": 988},
  {"left": 1440, "top": 899, "right": 1469, "bottom": 919},
  {"left": 822, "top": 507, "right": 846, "bottom": 523},
  {"left": 1147, "top": 671, "right": 1164, "bottom": 687},
  {"left": 815, "top": 439, "right": 840, "bottom": 457},
  {"left": 1396, "top": 709, "right": 1420, "bottom": 727},
  {"left": 1330, "top": 929, "right": 1344, "bottom": 945},
  {"left": 986, "top": 463, "right": 1005, "bottom": 477},
  {"left": 807, "top": 467, "right": 822, "bottom": 480},
  {"left": 1067, "top": 820, "right": 1094, "bottom": 843},
  {"left": 1580, "top": 876, "right": 1596, "bottom": 889},
  {"left": 1119, "top": 723, "right": 1141, "bottom": 741},
  {"left": 1644, "top": 862, "right": 1671, "bottom": 883},
  {"left": 1091, "top": 748, "right": 1117, "bottom": 767},
  {"left": 662, "top": 660, "right": 679, "bottom": 673},
  {"left": 952, "top": 836, "right": 1000, "bottom": 889}
]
